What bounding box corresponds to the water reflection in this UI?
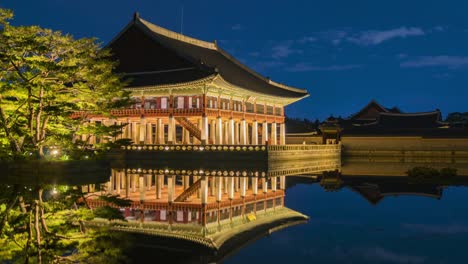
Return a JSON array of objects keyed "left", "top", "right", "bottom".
[
  {"left": 85, "top": 171, "right": 307, "bottom": 262},
  {"left": 2, "top": 155, "right": 468, "bottom": 263}
]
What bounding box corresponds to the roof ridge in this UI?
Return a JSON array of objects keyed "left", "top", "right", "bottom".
[{"left": 379, "top": 110, "right": 440, "bottom": 116}]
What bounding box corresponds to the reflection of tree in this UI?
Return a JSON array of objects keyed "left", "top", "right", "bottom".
[{"left": 445, "top": 112, "right": 468, "bottom": 128}]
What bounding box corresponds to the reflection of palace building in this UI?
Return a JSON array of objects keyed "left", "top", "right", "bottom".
[
  {"left": 83, "top": 13, "right": 308, "bottom": 146},
  {"left": 344, "top": 178, "right": 443, "bottom": 205},
  {"left": 85, "top": 171, "right": 307, "bottom": 249}
]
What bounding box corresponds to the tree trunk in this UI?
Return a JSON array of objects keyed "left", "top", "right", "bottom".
[
  {"left": 34, "top": 201, "right": 42, "bottom": 264},
  {"left": 38, "top": 188, "right": 49, "bottom": 233}
]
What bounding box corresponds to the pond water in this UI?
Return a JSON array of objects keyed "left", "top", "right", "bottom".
[
  {"left": 3, "top": 158, "right": 468, "bottom": 264},
  {"left": 226, "top": 177, "right": 468, "bottom": 264}
]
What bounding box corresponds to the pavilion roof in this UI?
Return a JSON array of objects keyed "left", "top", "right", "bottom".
[{"left": 107, "top": 13, "right": 309, "bottom": 99}]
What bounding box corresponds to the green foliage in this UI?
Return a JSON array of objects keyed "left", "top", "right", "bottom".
[
  {"left": 0, "top": 8, "right": 130, "bottom": 160},
  {"left": 285, "top": 117, "right": 321, "bottom": 133},
  {"left": 72, "top": 227, "right": 132, "bottom": 263},
  {"left": 0, "top": 184, "right": 133, "bottom": 263},
  {"left": 445, "top": 112, "right": 468, "bottom": 127}
]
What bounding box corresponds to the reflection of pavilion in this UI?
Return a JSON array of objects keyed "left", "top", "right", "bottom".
[
  {"left": 85, "top": 169, "right": 307, "bottom": 250},
  {"left": 343, "top": 177, "right": 444, "bottom": 205}
]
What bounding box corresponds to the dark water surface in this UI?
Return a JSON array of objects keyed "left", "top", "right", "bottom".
[{"left": 225, "top": 178, "right": 468, "bottom": 264}]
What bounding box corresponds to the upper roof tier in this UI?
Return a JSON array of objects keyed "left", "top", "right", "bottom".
[{"left": 107, "top": 13, "right": 309, "bottom": 99}]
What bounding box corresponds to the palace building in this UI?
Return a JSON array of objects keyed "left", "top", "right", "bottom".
[{"left": 85, "top": 13, "right": 309, "bottom": 146}]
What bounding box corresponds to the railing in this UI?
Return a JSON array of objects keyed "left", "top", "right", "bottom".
[
  {"left": 123, "top": 144, "right": 267, "bottom": 152},
  {"left": 72, "top": 107, "right": 284, "bottom": 121},
  {"left": 268, "top": 143, "right": 341, "bottom": 152},
  {"left": 205, "top": 108, "right": 284, "bottom": 122}
]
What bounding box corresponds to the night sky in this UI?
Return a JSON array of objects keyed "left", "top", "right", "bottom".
[{"left": 3, "top": 0, "right": 468, "bottom": 120}]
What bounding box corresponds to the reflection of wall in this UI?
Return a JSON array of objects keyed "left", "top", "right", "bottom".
[
  {"left": 342, "top": 137, "right": 468, "bottom": 159},
  {"left": 268, "top": 144, "right": 341, "bottom": 176},
  {"left": 342, "top": 158, "right": 468, "bottom": 176}
]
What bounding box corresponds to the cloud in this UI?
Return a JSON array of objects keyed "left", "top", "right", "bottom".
[
  {"left": 362, "top": 247, "right": 426, "bottom": 264},
  {"left": 271, "top": 41, "right": 302, "bottom": 59},
  {"left": 287, "top": 63, "right": 362, "bottom": 72},
  {"left": 433, "top": 26, "right": 445, "bottom": 32},
  {"left": 347, "top": 27, "right": 425, "bottom": 45},
  {"left": 251, "top": 61, "right": 285, "bottom": 72},
  {"left": 316, "top": 30, "right": 348, "bottom": 45},
  {"left": 231, "top": 24, "right": 242, "bottom": 31},
  {"left": 400, "top": 56, "right": 468, "bottom": 68},
  {"left": 397, "top": 53, "right": 408, "bottom": 59},
  {"left": 297, "top": 36, "right": 317, "bottom": 44},
  {"left": 248, "top": 51, "right": 260, "bottom": 57}
]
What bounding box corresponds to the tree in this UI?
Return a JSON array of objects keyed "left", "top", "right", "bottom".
[
  {"left": 0, "top": 9, "right": 133, "bottom": 263},
  {"left": 445, "top": 112, "right": 468, "bottom": 128},
  {"left": 0, "top": 8, "right": 129, "bottom": 159}
]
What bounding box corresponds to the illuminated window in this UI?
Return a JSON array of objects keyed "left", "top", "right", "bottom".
[{"left": 161, "top": 98, "right": 168, "bottom": 109}]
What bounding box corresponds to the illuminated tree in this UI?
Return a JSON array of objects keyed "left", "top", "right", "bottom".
[
  {"left": 0, "top": 9, "right": 132, "bottom": 263},
  {"left": 0, "top": 8, "right": 129, "bottom": 159}
]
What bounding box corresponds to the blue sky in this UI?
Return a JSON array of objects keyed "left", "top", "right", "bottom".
[{"left": 3, "top": 0, "right": 468, "bottom": 120}]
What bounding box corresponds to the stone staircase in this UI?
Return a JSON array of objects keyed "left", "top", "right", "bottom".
[
  {"left": 175, "top": 117, "right": 213, "bottom": 144},
  {"left": 174, "top": 177, "right": 202, "bottom": 202}
]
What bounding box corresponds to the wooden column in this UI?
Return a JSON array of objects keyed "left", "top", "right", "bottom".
[
  {"left": 167, "top": 175, "right": 175, "bottom": 203},
  {"left": 156, "top": 175, "right": 163, "bottom": 199},
  {"left": 139, "top": 176, "right": 145, "bottom": 202},
  {"left": 139, "top": 117, "right": 146, "bottom": 144},
  {"left": 251, "top": 121, "right": 258, "bottom": 145},
  {"left": 168, "top": 115, "right": 175, "bottom": 145},
  {"left": 271, "top": 122, "right": 277, "bottom": 145},
  {"left": 280, "top": 176, "right": 286, "bottom": 190},
  {"left": 262, "top": 121, "right": 269, "bottom": 145},
  {"left": 125, "top": 119, "right": 132, "bottom": 140},
  {"left": 271, "top": 177, "right": 277, "bottom": 192},
  {"left": 146, "top": 174, "right": 152, "bottom": 191},
  {"left": 262, "top": 178, "right": 268, "bottom": 193},
  {"left": 200, "top": 176, "right": 208, "bottom": 204},
  {"left": 210, "top": 119, "right": 216, "bottom": 145},
  {"left": 252, "top": 177, "right": 258, "bottom": 195},
  {"left": 240, "top": 177, "right": 246, "bottom": 197},
  {"left": 132, "top": 121, "right": 138, "bottom": 144},
  {"left": 132, "top": 174, "right": 137, "bottom": 193},
  {"left": 280, "top": 123, "right": 286, "bottom": 145},
  {"left": 216, "top": 177, "right": 222, "bottom": 202},
  {"left": 183, "top": 128, "right": 191, "bottom": 144},
  {"left": 240, "top": 119, "right": 247, "bottom": 145},
  {"left": 216, "top": 117, "right": 223, "bottom": 145},
  {"left": 145, "top": 122, "right": 153, "bottom": 144},
  {"left": 228, "top": 118, "right": 235, "bottom": 145},
  {"left": 201, "top": 115, "right": 208, "bottom": 145}
]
